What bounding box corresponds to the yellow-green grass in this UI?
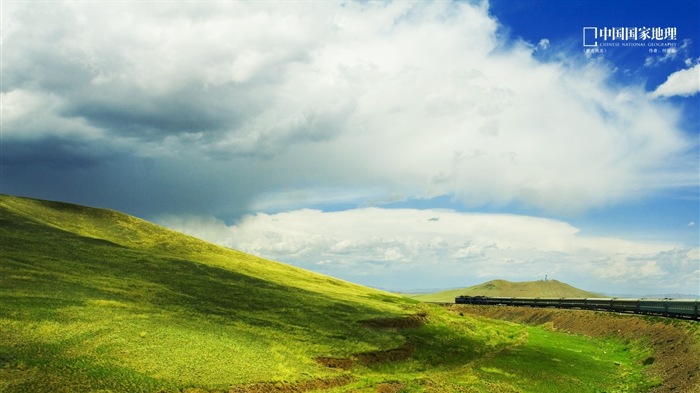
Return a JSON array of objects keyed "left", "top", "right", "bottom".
[
  {"left": 413, "top": 279, "right": 601, "bottom": 303},
  {"left": 0, "top": 194, "right": 657, "bottom": 392}
]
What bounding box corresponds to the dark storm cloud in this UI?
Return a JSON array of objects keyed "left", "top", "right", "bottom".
[
  {"left": 2, "top": 138, "right": 112, "bottom": 168},
  {"left": 64, "top": 88, "right": 241, "bottom": 139},
  {"left": 1, "top": 149, "right": 260, "bottom": 220},
  {"left": 5, "top": 31, "right": 249, "bottom": 142}
]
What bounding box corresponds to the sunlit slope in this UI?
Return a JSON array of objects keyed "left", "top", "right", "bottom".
[{"left": 415, "top": 279, "right": 601, "bottom": 302}]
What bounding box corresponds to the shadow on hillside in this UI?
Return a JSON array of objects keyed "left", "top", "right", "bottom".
[{"left": 1, "top": 205, "right": 406, "bottom": 341}]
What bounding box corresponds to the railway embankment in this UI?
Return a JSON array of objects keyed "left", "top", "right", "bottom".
[{"left": 451, "top": 304, "right": 700, "bottom": 393}]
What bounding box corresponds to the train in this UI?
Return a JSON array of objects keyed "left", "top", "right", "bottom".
[{"left": 454, "top": 296, "right": 699, "bottom": 320}]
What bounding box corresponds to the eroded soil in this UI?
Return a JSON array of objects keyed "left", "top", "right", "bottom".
[
  {"left": 316, "top": 341, "right": 417, "bottom": 370},
  {"left": 316, "top": 315, "right": 424, "bottom": 371}
]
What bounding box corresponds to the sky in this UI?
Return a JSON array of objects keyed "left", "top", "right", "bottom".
[{"left": 2, "top": 0, "right": 699, "bottom": 295}]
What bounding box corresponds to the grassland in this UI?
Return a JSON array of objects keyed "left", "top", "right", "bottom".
[
  {"left": 412, "top": 279, "right": 601, "bottom": 303},
  {"left": 0, "top": 194, "right": 689, "bottom": 392},
  {"left": 457, "top": 305, "right": 700, "bottom": 393}
]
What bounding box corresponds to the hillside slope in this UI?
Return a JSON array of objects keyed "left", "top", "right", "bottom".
[
  {"left": 0, "top": 193, "right": 387, "bottom": 303},
  {"left": 0, "top": 194, "right": 677, "bottom": 393},
  {"left": 414, "top": 279, "right": 601, "bottom": 302},
  {"left": 0, "top": 194, "right": 412, "bottom": 391}
]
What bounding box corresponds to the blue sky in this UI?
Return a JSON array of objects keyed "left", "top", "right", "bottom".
[
  {"left": 490, "top": 0, "right": 700, "bottom": 248},
  {"left": 2, "top": 0, "right": 699, "bottom": 295}
]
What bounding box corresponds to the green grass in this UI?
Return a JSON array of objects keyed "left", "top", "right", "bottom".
[
  {"left": 0, "top": 194, "right": 660, "bottom": 392},
  {"left": 473, "top": 327, "right": 657, "bottom": 393}
]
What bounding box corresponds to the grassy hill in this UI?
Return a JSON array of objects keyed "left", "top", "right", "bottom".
[
  {"left": 0, "top": 194, "right": 663, "bottom": 392},
  {"left": 413, "top": 279, "right": 601, "bottom": 303}
]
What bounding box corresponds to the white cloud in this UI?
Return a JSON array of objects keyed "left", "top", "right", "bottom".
[
  {"left": 158, "top": 208, "right": 700, "bottom": 295},
  {"left": 650, "top": 63, "right": 700, "bottom": 98},
  {"left": 3, "top": 0, "right": 696, "bottom": 216}
]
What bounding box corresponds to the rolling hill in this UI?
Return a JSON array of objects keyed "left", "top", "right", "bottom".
[
  {"left": 0, "top": 194, "right": 412, "bottom": 391},
  {"left": 0, "top": 194, "right": 672, "bottom": 392},
  {"left": 412, "top": 279, "right": 601, "bottom": 302}
]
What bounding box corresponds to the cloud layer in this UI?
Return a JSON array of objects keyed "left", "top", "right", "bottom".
[
  {"left": 2, "top": 0, "right": 696, "bottom": 218},
  {"left": 158, "top": 208, "right": 700, "bottom": 294},
  {"left": 650, "top": 63, "right": 700, "bottom": 98},
  {"left": 3, "top": 1, "right": 698, "bottom": 294}
]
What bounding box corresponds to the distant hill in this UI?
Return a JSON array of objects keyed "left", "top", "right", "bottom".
[{"left": 413, "top": 279, "right": 602, "bottom": 302}]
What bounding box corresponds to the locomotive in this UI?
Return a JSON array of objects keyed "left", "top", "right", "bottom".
[{"left": 454, "top": 296, "right": 699, "bottom": 320}]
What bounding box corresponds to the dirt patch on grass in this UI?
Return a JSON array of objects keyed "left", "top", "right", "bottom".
[
  {"left": 315, "top": 314, "right": 424, "bottom": 371},
  {"left": 315, "top": 341, "right": 416, "bottom": 371},
  {"left": 451, "top": 305, "right": 700, "bottom": 393},
  {"left": 357, "top": 341, "right": 416, "bottom": 366},
  {"left": 222, "top": 375, "right": 354, "bottom": 393},
  {"left": 315, "top": 356, "right": 354, "bottom": 370},
  {"left": 375, "top": 381, "right": 407, "bottom": 393}
]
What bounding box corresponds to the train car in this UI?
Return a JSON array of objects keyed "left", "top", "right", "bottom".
[
  {"left": 511, "top": 297, "right": 534, "bottom": 306},
  {"left": 455, "top": 295, "right": 490, "bottom": 305},
  {"left": 610, "top": 298, "right": 639, "bottom": 314},
  {"left": 559, "top": 298, "right": 587, "bottom": 309},
  {"left": 583, "top": 298, "right": 614, "bottom": 311},
  {"left": 665, "top": 299, "right": 699, "bottom": 319},
  {"left": 532, "top": 298, "right": 560, "bottom": 307},
  {"left": 455, "top": 295, "right": 473, "bottom": 304},
  {"left": 638, "top": 299, "right": 667, "bottom": 316},
  {"left": 487, "top": 297, "right": 516, "bottom": 306}
]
